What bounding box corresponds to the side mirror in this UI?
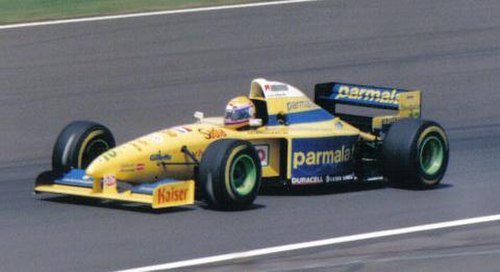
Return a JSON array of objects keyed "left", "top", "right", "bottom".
[
  {"left": 194, "top": 111, "right": 204, "bottom": 122},
  {"left": 249, "top": 118, "right": 262, "bottom": 127}
]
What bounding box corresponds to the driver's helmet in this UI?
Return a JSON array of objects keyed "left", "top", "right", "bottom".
[{"left": 224, "top": 96, "right": 256, "bottom": 129}]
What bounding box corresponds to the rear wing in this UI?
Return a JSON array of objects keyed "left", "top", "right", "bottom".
[{"left": 314, "top": 82, "right": 421, "bottom": 133}]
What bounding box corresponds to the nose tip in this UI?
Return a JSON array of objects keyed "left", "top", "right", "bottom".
[
  {"left": 85, "top": 161, "right": 102, "bottom": 178},
  {"left": 85, "top": 155, "right": 112, "bottom": 178}
]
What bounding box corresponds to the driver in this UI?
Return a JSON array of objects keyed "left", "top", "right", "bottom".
[{"left": 224, "top": 96, "right": 256, "bottom": 130}]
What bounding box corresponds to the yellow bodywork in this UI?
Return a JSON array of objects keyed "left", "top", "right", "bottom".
[
  {"left": 35, "top": 78, "right": 420, "bottom": 209},
  {"left": 372, "top": 90, "right": 421, "bottom": 131}
]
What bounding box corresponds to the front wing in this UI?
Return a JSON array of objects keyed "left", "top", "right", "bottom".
[{"left": 34, "top": 169, "right": 195, "bottom": 209}]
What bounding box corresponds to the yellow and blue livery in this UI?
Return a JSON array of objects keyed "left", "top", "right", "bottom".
[{"left": 35, "top": 78, "right": 449, "bottom": 210}]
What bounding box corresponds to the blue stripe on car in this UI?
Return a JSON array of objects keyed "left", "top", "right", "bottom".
[
  {"left": 268, "top": 109, "right": 333, "bottom": 126},
  {"left": 54, "top": 169, "right": 93, "bottom": 188},
  {"left": 131, "top": 179, "right": 183, "bottom": 195}
]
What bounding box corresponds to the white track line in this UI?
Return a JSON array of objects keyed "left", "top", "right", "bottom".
[
  {"left": 116, "top": 214, "right": 500, "bottom": 272},
  {"left": 0, "top": 0, "right": 325, "bottom": 30}
]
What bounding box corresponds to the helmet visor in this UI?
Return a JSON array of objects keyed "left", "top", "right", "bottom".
[{"left": 225, "top": 106, "right": 251, "bottom": 123}]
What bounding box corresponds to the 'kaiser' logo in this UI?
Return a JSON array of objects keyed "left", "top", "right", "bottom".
[{"left": 157, "top": 187, "right": 188, "bottom": 204}]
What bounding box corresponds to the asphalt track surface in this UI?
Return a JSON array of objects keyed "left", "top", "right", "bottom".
[{"left": 1, "top": 0, "right": 500, "bottom": 271}]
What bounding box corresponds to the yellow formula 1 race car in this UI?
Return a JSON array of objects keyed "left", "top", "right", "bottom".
[{"left": 35, "top": 79, "right": 449, "bottom": 210}]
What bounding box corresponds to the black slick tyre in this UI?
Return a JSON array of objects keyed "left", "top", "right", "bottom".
[
  {"left": 199, "top": 139, "right": 262, "bottom": 210},
  {"left": 382, "top": 119, "right": 449, "bottom": 189},
  {"left": 52, "top": 121, "right": 115, "bottom": 174}
]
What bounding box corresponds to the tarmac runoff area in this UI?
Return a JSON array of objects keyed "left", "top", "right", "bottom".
[{"left": 1, "top": 0, "right": 500, "bottom": 271}]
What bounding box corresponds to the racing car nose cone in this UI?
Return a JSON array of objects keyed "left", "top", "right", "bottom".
[
  {"left": 85, "top": 161, "right": 105, "bottom": 178},
  {"left": 85, "top": 155, "right": 114, "bottom": 178}
]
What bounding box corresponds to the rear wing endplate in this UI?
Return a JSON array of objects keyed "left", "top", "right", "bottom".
[{"left": 314, "top": 82, "right": 421, "bottom": 132}]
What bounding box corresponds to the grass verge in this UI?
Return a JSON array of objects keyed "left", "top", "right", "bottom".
[{"left": 0, "top": 0, "right": 268, "bottom": 24}]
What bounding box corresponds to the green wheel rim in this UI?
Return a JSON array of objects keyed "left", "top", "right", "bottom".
[
  {"left": 230, "top": 154, "right": 257, "bottom": 196},
  {"left": 419, "top": 135, "right": 444, "bottom": 176}
]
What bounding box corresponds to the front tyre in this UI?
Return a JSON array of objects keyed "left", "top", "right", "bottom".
[
  {"left": 382, "top": 119, "right": 449, "bottom": 189},
  {"left": 52, "top": 121, "right": 115, "bottom": 174},
  {"left": 199, "top": 139, "right": 262, "bottom": 210}
]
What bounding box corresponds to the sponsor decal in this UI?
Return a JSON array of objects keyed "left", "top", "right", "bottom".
[
  {"left": 122, "top": 163, "right": 146, "bottom": 173},
  {"left": 260, "top": 81, "right": 304, "bottom": 99},
  {"left": 145, "top": 133, "right": 164, "bottom": 144},
  {"left": 150, "top": 151, "right": 172, "bottom": 170},
  {"left": 100, "top": 150, "right": 117, "bottom": 162},
  {"left": 291, "top": 136, "right": 357, "bottom": 179},
  {"left": 286, "top": 100, "right": 317, "bottom": 112},
  {"left": 265, "top": 92, "right": 287, "bottom": 98},
  {"left": 172, "top": 126, "right": 192, "bottom": 133},
  {"left": 293, "top": 144, "right": 354, "bottom": 169},
  {"left": 198, "top": 128, "right": 227, "bottom": 140},
  {"left": 334, "top": 84, "right": 400, "bottom": 106},
  {"left": 263, "top": 84, "right": 291, "bottom": 98},
  {"left": 254, "top": 144, "right": 269, "bottom": 167},
  {"left": 264, "top": 84, "right": 289, "bottom": 92},
  {"left": 103, "top": 175, "right": 116, "bottom": 187},
  {"left": 291, "top": 176, "right": 323, "bottom": 185},
  {"left": 157, "top": 186, "right": 188, "bottom": 204},
  {"left": 150, "top": 151, "right": 172, "bottom": 162},
  {"left": 325, "top": 173, "right": 355, "bottom": 183},
  {"left": 291, "top": 173, "right": 355, "bottom": 185}
]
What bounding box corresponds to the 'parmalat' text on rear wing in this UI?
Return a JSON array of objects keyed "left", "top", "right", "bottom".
[{"left": 314, "top": 82, "right": 421, "bottom": 133}]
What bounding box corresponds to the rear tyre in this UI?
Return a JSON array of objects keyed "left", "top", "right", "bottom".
[
  {"left": 52, "top": 121, "right": 115, "bottom": 174},
  {"left": 199, "top": 139, "right": 261, "bottom": 210},
  {"left": 382, "top": 119, "right": 449, "bottom": 189}
]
